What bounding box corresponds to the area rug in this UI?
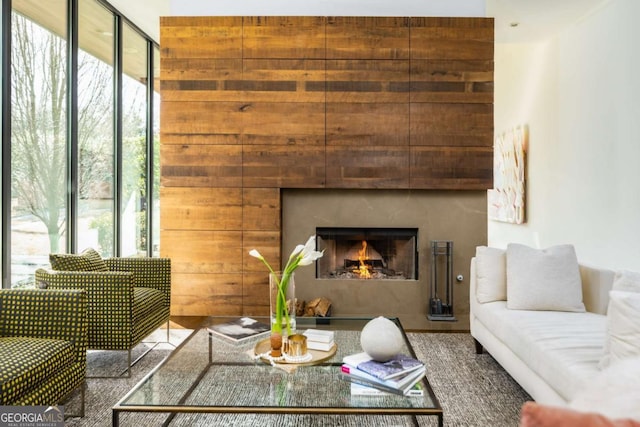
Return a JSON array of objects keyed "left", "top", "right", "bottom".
[{"left": 65, "top": 332, "right": 531, "bottom": 426}]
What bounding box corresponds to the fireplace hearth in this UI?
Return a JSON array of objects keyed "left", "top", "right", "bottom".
[{"left": 316, "top": 227, "right": 418, "bottom": 280}]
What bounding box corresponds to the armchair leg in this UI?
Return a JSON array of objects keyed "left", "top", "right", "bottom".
[
  {"left": 90, "top": 322, "right": 175, "bottom": 378},
  {"left": 87, "top": 350, "right": 133, "bottom": 379},
  {"left": 63, "top": 381, "right": 85, "bottom": 419}
]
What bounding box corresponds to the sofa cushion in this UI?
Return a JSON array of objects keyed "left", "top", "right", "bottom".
[
  {"left": 599, "top": 290, "right": 640, "bottom": 368},
  {"left": 507, "top": 243, "right": 585, "bottom": 312},
  {"left": 520, "top": 402, "right": 640, "bottom": 427},
  {"left": 472, "top": 298, "right": 605, "bottom": 401},
  {"left": 475, "top": 246, "right": 507, "bottom": 303},
  {"left": 600, "top": 270, "right": 640, "bottom": 368},
  {"left": 0, "top": 337, "right": 75, "bottom": 404},
  {"left": 570, "top": 356, "right": 640, "bottom": 421},
  {"left": 50, "top": 248, "right": 108, "bottom": 272}
]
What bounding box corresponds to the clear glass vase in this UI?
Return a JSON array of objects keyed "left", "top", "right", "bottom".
[{"left": 269, "top": 271, "right": 296, "bottom": 337}]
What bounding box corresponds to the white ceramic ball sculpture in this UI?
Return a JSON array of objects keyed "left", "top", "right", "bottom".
[{"left": 360, "top": 316, "right": 404, "bottom": 361}]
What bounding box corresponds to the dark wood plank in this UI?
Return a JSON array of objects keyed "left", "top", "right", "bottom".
[
  {"left": 160, "top": 144, "right": 242, "bottom": 187},
  {"left": 410, "top": 103, "right": 493, "bottom": 147},
  {"left": 410, "top": 146, "right": 493, "bottom": 189},
  {"left": 325, "top": 146, "right": 410, "bottom": 188},
  {"left": 242, "top": 145, "right": 326, "bottom": 188},
  {"left": 326, "top": 102, "right": 409, "bottom": 146}
]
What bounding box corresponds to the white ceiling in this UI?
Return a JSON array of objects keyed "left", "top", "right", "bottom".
[
  {"left": 488, "top": 0, "right": 611, "bottom": 43},
  {"left": 107, "top": 0, "right": 612, "bottom": 45}
]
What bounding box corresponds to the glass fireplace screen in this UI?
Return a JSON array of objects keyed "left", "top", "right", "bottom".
[{"left": 316, "top": 227, "right": 418, "bottom": 280}]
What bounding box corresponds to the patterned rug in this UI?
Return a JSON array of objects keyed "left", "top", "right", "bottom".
[{"left": 65, "top": 331, "right": 531, "bottom": 427}]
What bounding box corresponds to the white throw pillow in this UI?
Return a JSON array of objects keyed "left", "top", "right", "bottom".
[
  {"left": 599, "top": 290, "right": 640, "bottom": 369},
  {"left": 475, "top": 246, "right": 507, "bottom": 303},
  {"left": 506, "top": 243, "right": 585, "bottom": 312},
  {"left": 570, "top": 356, "right": 640, "bottom": 420},
  {"left": 612, "top": 270, "right": 640, "bottom": 293}
]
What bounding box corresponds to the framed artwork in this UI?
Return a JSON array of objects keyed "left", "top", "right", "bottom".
[{"left": 488, "top": 125, "right": 527, "bottom": 224}]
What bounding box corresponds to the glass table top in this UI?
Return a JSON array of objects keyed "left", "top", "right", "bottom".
[{"left": 113, "top": 316, "right": 442, "bottom": 424}]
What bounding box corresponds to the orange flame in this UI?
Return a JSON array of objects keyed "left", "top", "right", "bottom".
[{"left": 357, "top": 240, "right": 372, "bottom": 279}]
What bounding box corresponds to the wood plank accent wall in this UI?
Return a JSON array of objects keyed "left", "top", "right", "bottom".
[{"left": 160, "top": 16, "right": 494, "bottom": 316}]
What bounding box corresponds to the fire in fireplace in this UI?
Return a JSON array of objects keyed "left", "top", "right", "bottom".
[{"left": 315, "top": 227, "right": 418, "bottom": 280}]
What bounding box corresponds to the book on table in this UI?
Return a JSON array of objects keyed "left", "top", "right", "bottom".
[
  {"left": 342, "top": 352, "right": 425, "bottom": 380},
  {"left": 340, "top": 363, "right": 426, "bottom": 396},
  {"left": 303, "top": 329, "right": 335, "bottom": 352},
  {"left": 207, "top": 317, "right": 270, "bottom": 343},
  {"left": 350, "top": 381, "right": 424, "bottom": 397},
  {"left": 302, "top": 329, "right": 334, "bottom": 343}
]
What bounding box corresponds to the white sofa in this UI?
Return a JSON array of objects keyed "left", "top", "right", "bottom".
[{"left": 469, "top": 249, "right": 615, "bottom": 406}]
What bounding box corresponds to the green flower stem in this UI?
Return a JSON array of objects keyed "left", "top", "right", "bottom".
[{"left": 273, "top": 271, "right": 293, "bottom": 336}]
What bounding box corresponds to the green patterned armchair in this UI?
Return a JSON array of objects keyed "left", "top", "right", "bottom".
[
  {"left": 35, "top": 249, "right": 171, "bottom": 377},
  {"left": 0, "top": 289, "right": 87, "bottom": 414}
]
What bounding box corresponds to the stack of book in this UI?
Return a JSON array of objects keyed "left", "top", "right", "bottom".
[
  {"left": 302, "top": 329, "right": 335, "bottom": 351},
  {"left": 340, "top": 352, "right": 426, "bottom": 396}
]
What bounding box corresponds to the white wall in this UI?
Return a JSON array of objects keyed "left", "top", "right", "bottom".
[
  {"left": 168, "top": 0, "right": 484, "bottom": 17},
  {"left": 490, "top": 0, "right": 640, "bottom": 271}
]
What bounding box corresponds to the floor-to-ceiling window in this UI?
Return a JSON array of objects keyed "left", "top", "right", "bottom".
[
  {"left": 152, "top": 46, "right": 160, "bottom": 256},
  {"left": 78, "top": 0, "right": 115, "bottom": 257},
  {"left": 121, "top": 22, "right": 147, "bottom": 257},
  {"left": 3, "top": 0, "right": 158, "bottom": 287},
  {"left": 10, "top": 1, "right": 68, "bottom": 287}
]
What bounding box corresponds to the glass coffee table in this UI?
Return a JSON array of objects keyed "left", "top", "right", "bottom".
[{"left": 112, "top": 317, "right": 443, "bottom": 426}]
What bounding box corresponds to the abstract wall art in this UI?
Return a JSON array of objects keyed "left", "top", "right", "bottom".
[{"left": 488, "top": 125, "right": 527, "bottom": 224}]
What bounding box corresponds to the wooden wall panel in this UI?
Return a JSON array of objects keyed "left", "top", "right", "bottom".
[
  {"left": 410, "top": 59, "right": 493, "bottom": 104},
  {"left": 326, "top": 102, "right": 409, "bottom": 146},
  {"left": 242, "top": 59, "right": 326, "bottom": 103},
  {"left": 242, "top": 145, "right": 326, "bottom": 188},
  {"left": 240, "top": 102, "right": 325, "bottom": 145},
  {"left": 410, "top": 17, "right": 494, "bottom": 61},
  {"left": 410, "top": 146, "right": 493, "bottom": 189},
  {"left": 160, "top": 187, "right": 242, "bottom": 231},
  {"left": 160, "top": 16, "right": 494, "bottom": 316},
  {"left": 242, "top": 188, "right": 281, "bottom": 231},
  {"left": 325, "top": 59, "right": 409, "bottom": 103},
  {"left": 326, "top": 146, "right": 410, "bottom": 188},
  {"left": 160, "top": 144, "right": 242, "bottom": 187},
  {"left": 242, "top": 273, "right": 270, "bottom": 315},
  {"left": 171, "top": 273, "right": 243, "bottom": 316},
  {"left": 163, "top": 230, "right": 243, "bottom": 274},
  {"left": 161, "top": 101, "right": 243, "bottom": 141},
  {"left": 243, "top": 16, "right": 326, "bottom": 59},
  {"left": 326, "top": 17, "right": 410, "bottom": 59},
  {"left": 160, "top": 17, "right": 243, "bottom": 59},
  {"left": 410, "top": 103, "right": 493, "bottom": 147}
]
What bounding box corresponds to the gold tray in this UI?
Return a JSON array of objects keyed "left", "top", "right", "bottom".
[{"left": 254, "top": 338, "right": 337, "bottom": 366}]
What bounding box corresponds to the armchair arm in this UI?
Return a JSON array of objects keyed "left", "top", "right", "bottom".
[
  {"left": 0, "top": 289, "right": 88, "bottom": 361},
  {"left": 35, "top": 268, "right": 134, "bottom": 346},
  {"left": 105, "top": 257, "right": 171, "bottom": 306}
]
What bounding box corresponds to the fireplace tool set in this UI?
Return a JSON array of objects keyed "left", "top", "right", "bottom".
[{"left": 428, "top": 240, "right": 456, "bottom": 321}]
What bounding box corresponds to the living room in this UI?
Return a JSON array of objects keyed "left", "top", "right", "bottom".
[{"left": 2, "top": 0, "right": 639, "bottom": 426}]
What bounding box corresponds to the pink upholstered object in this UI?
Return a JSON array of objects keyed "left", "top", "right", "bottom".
[{"left": 519, "top": 402, "right": 640, "bottom": 427}]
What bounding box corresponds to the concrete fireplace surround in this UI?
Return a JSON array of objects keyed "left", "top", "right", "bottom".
[{"left": 283, "top": 189, "right": 487, "bottom": 330}]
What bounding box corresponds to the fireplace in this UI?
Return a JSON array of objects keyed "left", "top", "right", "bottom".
[
  {"left": 282, "top": 188, "right": 487, "bottom": 330},
  {"left": 316, "top": 227, "right": 418, "bottom": 280}
]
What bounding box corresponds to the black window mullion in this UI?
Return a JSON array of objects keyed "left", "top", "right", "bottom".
[
  {"left": 67, "top": 0, "right": 78, "bottom": 254},
  {"left": 1, "top": 0, "right": 12, "bottom": 288},
  {"left": 145, "top": 41, "right": 153, "bottom": 257},
  {"left": 113, "top": 14, "right": 122, "bottom": 257}
]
